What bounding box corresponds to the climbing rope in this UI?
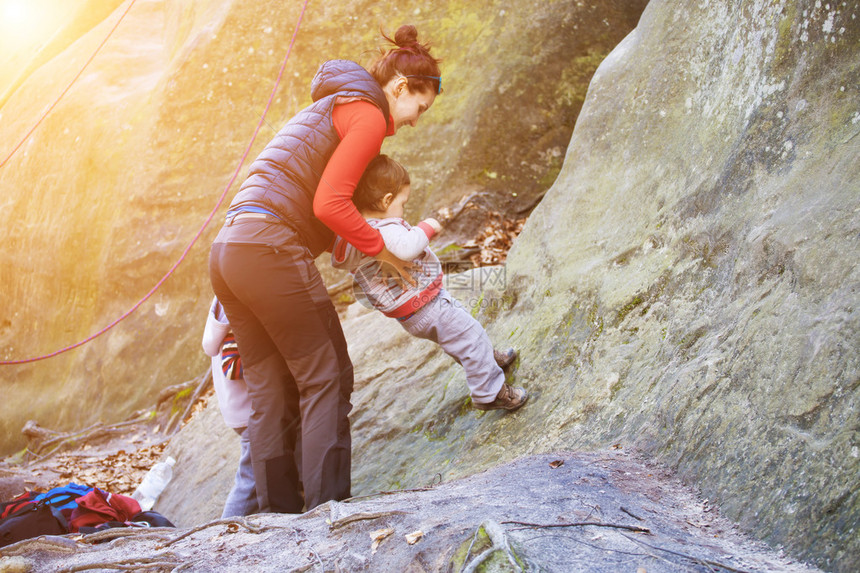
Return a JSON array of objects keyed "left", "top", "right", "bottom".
[
  {"left": 0, "top": 0, "right": 139, "bottom": 170},
  {"left": 0, "top": 0, "right": 311, "bottom": 365}
]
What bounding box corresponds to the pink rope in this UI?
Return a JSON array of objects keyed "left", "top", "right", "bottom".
[
  {"left": 0, "top": 0, "right": 311, "bottom": 365},
  {"left": 0, "top": 0, "right": 139, "bottom": 170}
]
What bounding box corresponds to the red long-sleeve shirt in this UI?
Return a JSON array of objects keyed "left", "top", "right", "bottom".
[{"left": 312, "top": 100, "right": 393, "bottom": 256}]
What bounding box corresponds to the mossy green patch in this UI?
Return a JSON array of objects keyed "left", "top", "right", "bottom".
[
  {"left": 772, "top": 4, "right": 796, "bottom": 74},
  {"left": 616, "top": 294, "right": 645, "bottom": 324},
  {"left": 450, "top": 525, "right": 494, "bottom": 570},
  {"left": 471, "top": 292, "right": 484, "bottom": 318}
]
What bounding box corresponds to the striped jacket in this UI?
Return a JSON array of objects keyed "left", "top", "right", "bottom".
[{"left": 332, "top": 218, "right": 442, "bottom": 318}]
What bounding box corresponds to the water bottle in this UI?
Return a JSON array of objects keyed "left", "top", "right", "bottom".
[{"left": 131, "top": 456, "right": 176, "bottom": 511}]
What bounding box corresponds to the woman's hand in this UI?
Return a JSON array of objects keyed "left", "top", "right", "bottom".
[{"left": 374, "top": 246, "right": 417, "bottom": 289}]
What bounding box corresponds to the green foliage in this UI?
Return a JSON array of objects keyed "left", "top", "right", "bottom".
[
  {"left": 170, "top": 387, "right": 193, "bottom": 416},
  {"left": 436, "top": 244, "right": 464, "bottom": 255},
  {"left": 336, "top": 292, "right": 355, "bottom": 305}
]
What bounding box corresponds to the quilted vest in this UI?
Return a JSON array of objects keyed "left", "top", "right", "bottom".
[{"left": 228, "top": 60, "right": 390, "bottom": 256}]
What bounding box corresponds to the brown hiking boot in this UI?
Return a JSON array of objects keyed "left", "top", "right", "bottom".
[
  {"left": 474, "top": 383, "right": 528, "bottom": 411},
  {"left": 493, "top": 348, "right": 518, "bottom": 370}
]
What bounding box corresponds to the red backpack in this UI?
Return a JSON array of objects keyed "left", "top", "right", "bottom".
[
  {"left": 0, "top": 491, "right": 40, "bottom": 519},
  {"left": 0, "top": 494, "right": 69, "bottom": 548}
]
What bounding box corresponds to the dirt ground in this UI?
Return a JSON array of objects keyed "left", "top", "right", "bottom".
[{"left": 0, "top": 376, "right": 213, "bottom": 505}]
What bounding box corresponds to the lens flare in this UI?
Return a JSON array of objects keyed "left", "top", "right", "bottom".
[
  {"left": 0, "top": 0, "right": 73, "bottom": 92},
  {"left": 0, "top": 0, "right": 62, "bottom": 47},
  {"left": 2, "top": 0, "right": 27, "bottom": 21},
  {"left": 2, "top": 0, "right": 37, "bottom": 37}
]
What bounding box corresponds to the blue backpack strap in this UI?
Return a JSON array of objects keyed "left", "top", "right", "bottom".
[{"left": 33, "top": 483, "right": 93, "bottom": 511}]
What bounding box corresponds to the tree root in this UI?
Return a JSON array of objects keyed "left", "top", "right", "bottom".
[
  {"left": 19, "top": 368, "right": 212, "bottom": 465},
  {"left": 620, "top": 506, "right": 645, "bottom": 521},
  {"left": 329, "top": 510, "right": 408, "bottom": 530},
  {"left": 502, "top": 519, "right": 651, "bottom": 534},
  {"left": 326, "top": 276, "right": 355, "bottom": 298},
  {"left": 155, "top": 379, "right": 200, "bottom": 406},
  {"left": 342, "top": 475, "right": 440, "bottom": 503},
  {"left": 290, "top": 528, "right": 324, "bottom": 572},
  {"left": 343, "top": 486, "right": 435, "bottom": 503},
  {"left": 78, "top": 526, "right": 177, "bottom": 545},
  {"left": 619, "top": 532, "right": 752, "bottom": 573},
  {"left": 57, "top": 552, "right": 183, "bottom": 572},
  {"left": 460, "top": 520, "right": 522, "bottom": 573},
  {"left": 166, "top": 369, "right": 212, "bottom": 436},
  {"left": 23, "top": 417, "right": 152, "bottom": 465},
  {"left": 160, "top": 516, "right": 268, "bottom": 547},
  {"left": 0, "top": 535, "right": 80, "bottom": 556}
]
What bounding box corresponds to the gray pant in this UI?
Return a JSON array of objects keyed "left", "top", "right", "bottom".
[
  {"left": 399, "top": 289, "right": 504, "bottom": 404},
  {"left": 221, "top": 428, "right": 258, "bottom": 519}
]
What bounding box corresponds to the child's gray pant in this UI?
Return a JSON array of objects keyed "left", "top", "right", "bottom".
[{"left": 399, "top": 289, "right": 505, "bottom": 404}]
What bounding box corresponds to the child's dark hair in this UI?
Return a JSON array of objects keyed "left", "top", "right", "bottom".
[{"left": 353, "top": 154, "right": 410, "bottom": 212}]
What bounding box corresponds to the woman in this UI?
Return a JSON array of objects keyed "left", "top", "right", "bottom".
[{"left": 209, "top": 25, "right": 442, "bottom": 513}]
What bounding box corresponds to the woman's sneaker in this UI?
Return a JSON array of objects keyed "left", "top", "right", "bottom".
[{"left": 474, "top": 384, "right": 528, "bottom": 411}]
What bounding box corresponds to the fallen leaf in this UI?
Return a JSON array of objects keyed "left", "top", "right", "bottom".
[
  {"left": 549, "top": 460, "right": 564, "bottom": 469},
  {"left": 369, "top": 527, "right": 394, "bottom": 553},
  {"left": 370, "top": 527, "right": 394, "bottom": 541},
  {"left": 405, "top": 530, "right": 424, "bottom": 545}
]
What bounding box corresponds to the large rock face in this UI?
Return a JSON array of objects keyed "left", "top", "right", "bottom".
[
  {"left": 349, "top": 0, "right": 859, "bottom": 568},
  {"left": 0, "top": 0, "right": 645, "bottom": 452},
  {"left": 497, "top": 0, "right": 859, "bottom": 567}
]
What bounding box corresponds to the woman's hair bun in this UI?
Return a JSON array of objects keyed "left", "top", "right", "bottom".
[
  {"left": 393, "top": 24, "right": 419, "bottom": 48},
  {"left": 369, "top": 24, "right": 441, "bottom": 90}
]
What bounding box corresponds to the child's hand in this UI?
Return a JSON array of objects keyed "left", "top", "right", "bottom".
[{"left": 423, "top": 217, "right": 443, "bottom": 234}]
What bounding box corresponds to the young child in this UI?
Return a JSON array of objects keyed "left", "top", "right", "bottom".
[
  {"left": 202, "top": 297, "right": 258, "bottom": 517},
  {"left": 332, "top": 155, "right": 527, "bottom": 411}
]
